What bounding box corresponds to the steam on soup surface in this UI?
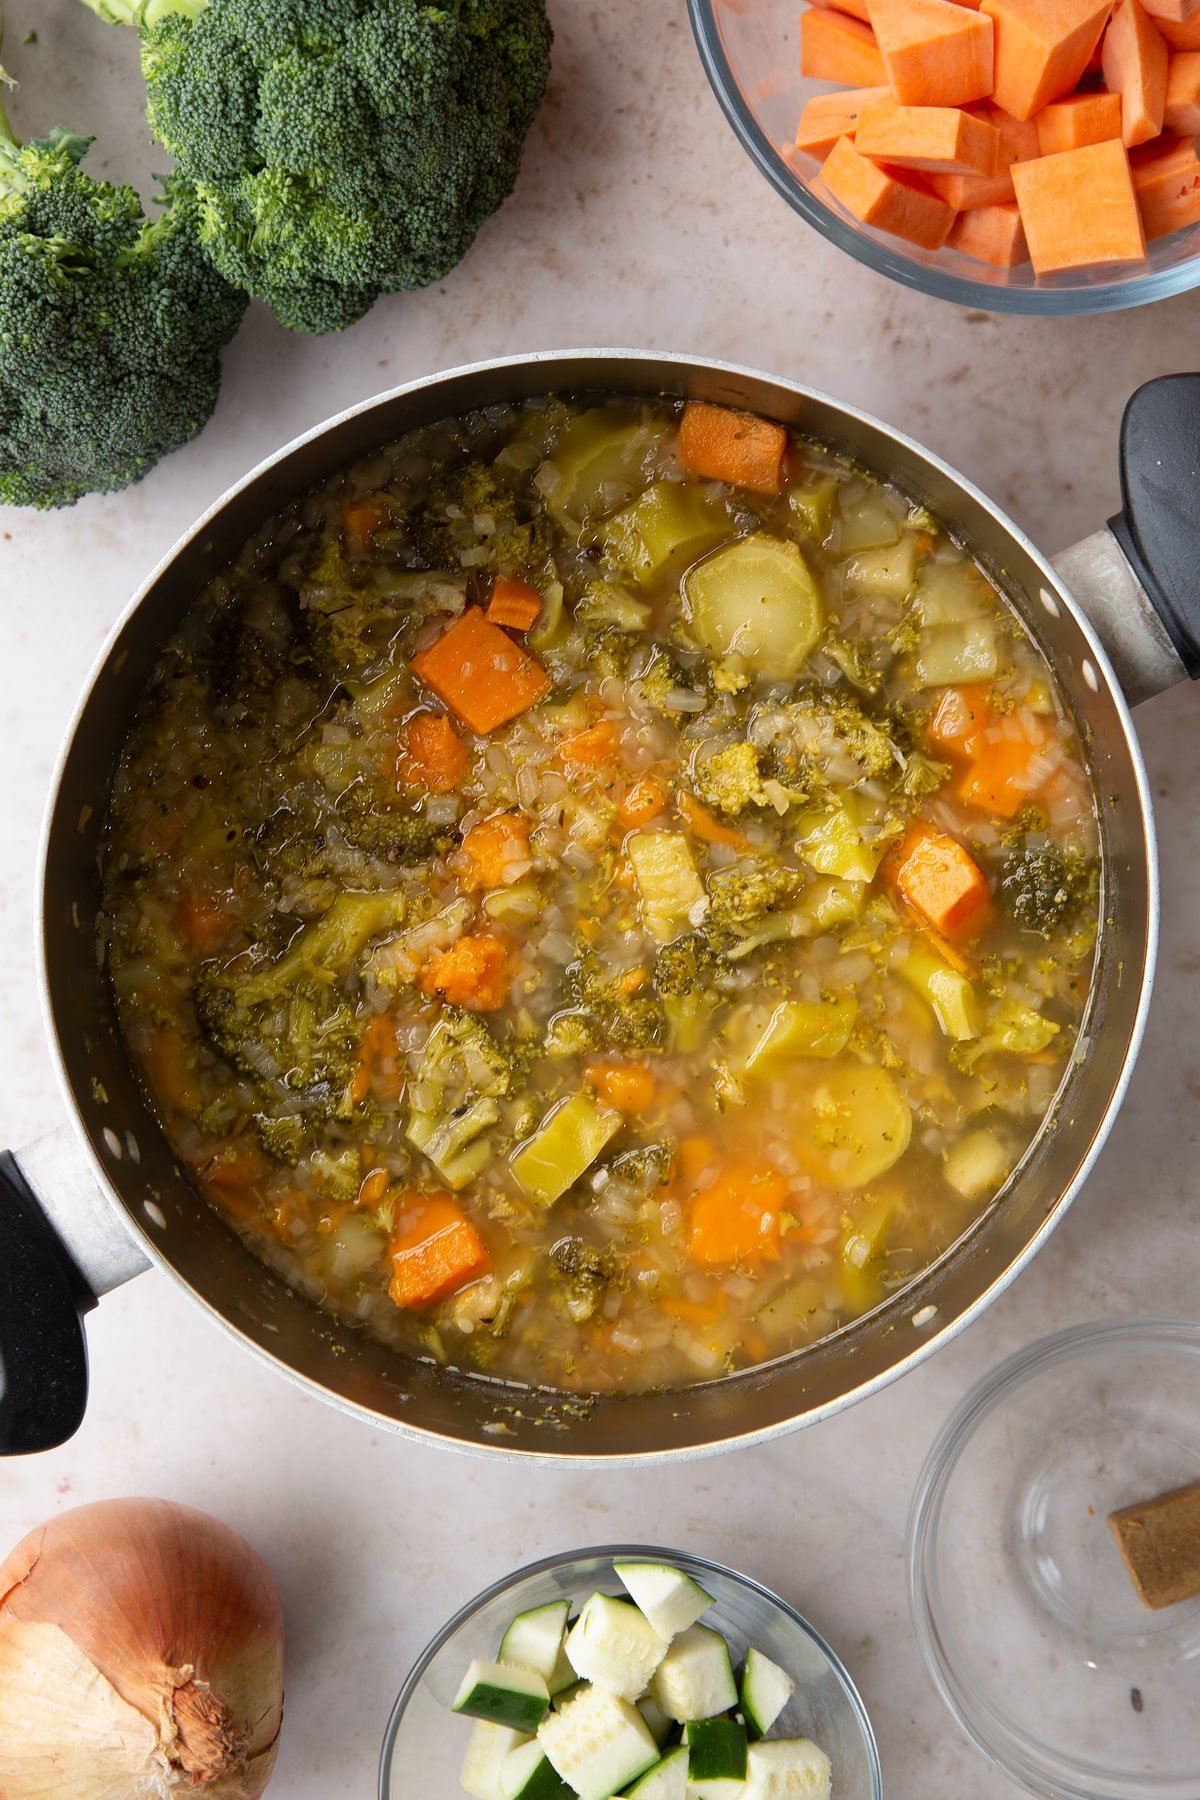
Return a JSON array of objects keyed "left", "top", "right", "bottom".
[{"left": 103, "top": 395, "right": 1098, "bottom": 1394}]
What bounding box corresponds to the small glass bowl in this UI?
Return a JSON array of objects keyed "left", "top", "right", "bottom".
[
  {"left": 687, "top": 0, "right": 1200, "bottom": 314},
  {"left": 379, "top": 1543, "right": 882, "bottom": 1799},
  {"left": 908, "top": 1319, "right": 1200, "bottom": 1800}
]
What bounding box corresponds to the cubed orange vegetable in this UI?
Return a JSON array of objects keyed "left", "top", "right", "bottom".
[
  {"left": 585, "top": 1058, "right": 658, "bottom": 1114},
  {"left": 889, "top": 821, "right": 991, "bottom": 937},
  {"left": 982, "top": 0, "right": 1115, "bottom": 118},
  {"left": 1156, "top": 11, "right": 1200, "bottom": 44},
  {"left": 1012, "top": 138, "right": 1146, "bottom": 269},
  {"left": 397, "top": 710, "right": 469, "bottom": 794},
  {"left": 819, "top": 135, "right": 958, "bottom": 247},
  {"left": 1036, "top": 90, "right": 1125, "bottom": 151},
  {"left": 202, "top": 1150, "right": 269, "bottom": 1224},
  {"left": 618, "top": 775, "right": 669, "bottom": 827},
  {"left": 867, "top": 0, "right": 995, "bottom": 104},
  {"left": 808, "top": 0, "right": 873, "bottom": 21},
  {"left": 1103, "top": 0, "right": 1169, "bottom": 144},
  {"left": 926, "top": 102, "right": 1041, "bottom": 205},
  {"left": 341, "top": 493, "right": 392, "bottom": 558},
  {"left": 948, "top": 199, "right": 1030, "bottom": 260},
  {"left": 801, "top": 7, "right": 888, "bottom": 83},
  {"left": 856, "top": 98, "right": 1001, "bottom": 172},
  {"left": 144, "top": 1028, "right": 199, "bottom": 1114},
  {"left": 678, "top": 402, "right": 788, "bottom": 495},
  {"left": 559, "top": 720, "right": 622, "bottom": 767},
  {"left": 352, "top": 1012, "right": 404, "bottom": 1106},
  {"left": 1164, "top": 48, "right": 1200, "bottom": 126},
  {"left": 1142, "top": 0, "right": 1200, "bottom": 25},
  {"left": 925, "top": 683, "right": 995, "bottom": 757},
  {"left": 793, "top": 86, "right": 893, "bottom": 160},
  {"left": 412, "top": 607, "right": 551, "bottom": 735},
  {"left": 387, "top": 1194, "right": 490, "bottom": 1309},
  {"left": 955, "top": 718, "right": 1054, "bottom": 816},
  {"left": 676, "top": 1135, "right": 718, "bottom": 1190},
  {"left": 1131, "top": 131, "right": 1200, "bottom": 232},
  {"left": 688, "top": 1167, "right": 787, "bottom": 1265},
  {"left": 178, "top": 891, "right": 229, "bottom": 955},
  {"left": 417, "top": 933, "right": 511, "bottom": 1010},
  {"left": 459, "top": 812, "right": 532, "bottom": 890},
  {"left": 486, "top": 575, "right": 544, "bottom": 633}
]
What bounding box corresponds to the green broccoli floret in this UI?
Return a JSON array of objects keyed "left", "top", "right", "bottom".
[
  {"left": 407, "top": 457, "right": 554, "bottom": 575},
  {"left": 549, "top": 1235, "right": 614, "bottom": 1323},
  {"left": 564, "top": 952, "right": 665, "bottom": 1052},
  {"left": 81, "top": 0, "right": 552, "bottom": 335},
  {"left": 756, "top": 694, "right": 899, "bottom": 798},
  {"left": 998, "top": 831, "right": 1097, "bottom": 936},
  {"left": 194, "top": 889, "right": 408, "bottom": 1116},
  {"left": 298, "top": 538, "right": 420, "bottom": 676},
  {"left": 636, "top": 645, "right": 708, "bottom": 716},
  {"left": 417, "top": 1006, "right": 530, "bottom": 1101},
  {"left": 196, "top": 964, "right": 359, "bottom": 1114},
  {"left": 690, "top": 741, "right": 770, "bottom": 816},
  {"left": 653, "top": 931, "right": 717, "bottom": 998},
  {"left": 334, "top": 786, "right": 455, "bottom": 865},
  {"left": 0, "top": 92, "right": 245, "bottom": 508},
  {"left": 609, "top": 1142, "right": 672, "bottom": 1191},
  {"left": 703, "top": 864, "right": 805, "bottom": 958},
  {"left": 253, "top": 1112, "right": 308, "bottom": 1164}
]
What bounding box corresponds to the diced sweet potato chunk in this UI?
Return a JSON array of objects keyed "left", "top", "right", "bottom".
[{"left": 1012, "top": 136, "right": 1147, "bottom": 267}]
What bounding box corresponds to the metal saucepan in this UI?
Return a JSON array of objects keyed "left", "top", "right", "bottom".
[{"left": 3, "top": 350, "right": 1197, "bottom": 1463}]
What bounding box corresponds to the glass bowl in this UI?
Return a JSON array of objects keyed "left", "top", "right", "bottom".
[
  {"left": 687, "top": 0, "right": 1200, "bottom": 314},
  {"left": 908, "top": 1319, "right": 1200, "bottom": 1800},
  {"left": 379, "top": 1543, "right": 882, "bottom": 1799}
]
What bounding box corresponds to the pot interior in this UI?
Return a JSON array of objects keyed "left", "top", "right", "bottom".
[{"left": 41, "top": 353, "right": 1154, "bottom": 1460}]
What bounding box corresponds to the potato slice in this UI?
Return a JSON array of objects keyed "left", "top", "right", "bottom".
[{"left": 684, "top": 533, "right": 823, "bottom": 679}]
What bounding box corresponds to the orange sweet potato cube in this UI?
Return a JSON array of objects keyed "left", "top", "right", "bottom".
[
  {"left": 800, "top": 7, "right": 888, "bottom": 82},
  {"left": 1131, "top": 131, "right": 1200, "bottom": 234},
  {"left": 819, "top": 133, "right": 958, "bottom": 244},
  {"left": 793, "top": 85, "right": 893, "bottom": 158},
  {"left": 867, "top": 0, "right": 995, "bottom": 103},
  {"left": 925, "top": 102, "right": 1042, "bottom": 203},
  {"left": 1036, "top": 90, "right": 1124, "bottom": 150},
  {"left": 855, "top": 97, "right": 1001, "bottom": 170},
  {"left": 948, "top": 198, "right": 1030, "bottom": 259},
  {"left": 1164, "top": 48, "right": 1200, "bottom": 127},
  {"left": 982, "top": 0, "right": 1115, "bottom": 119},
  {"left": 1102, "top": 0, "right": 1169, "bottom": 144},
  {"left": 1011, "top": 137, "right": 1147, "bottom": 268}
]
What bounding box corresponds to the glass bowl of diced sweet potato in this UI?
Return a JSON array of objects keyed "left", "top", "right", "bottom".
[{"left": 688, "top": 0, "right": 1200, "bottom": 311}]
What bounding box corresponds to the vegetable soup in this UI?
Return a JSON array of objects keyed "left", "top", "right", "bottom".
[{"left": 102, "top": 394, "right": 1099, "bottom": 1395}]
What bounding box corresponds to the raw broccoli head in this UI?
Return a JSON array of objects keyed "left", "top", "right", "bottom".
[
  {"left": 89, "top": 0, "right": 552, "bottom": 334},
  {"left": 0, "top": 111, "right": 246, "bottom": 507}
]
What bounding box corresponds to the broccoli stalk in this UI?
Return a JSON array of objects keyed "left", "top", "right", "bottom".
[
  {"left": 78, "top": 0, "right": 553, "bottom": 335},
  {"left": 0, "top": 65, "right": 246, "bottom": 508}
]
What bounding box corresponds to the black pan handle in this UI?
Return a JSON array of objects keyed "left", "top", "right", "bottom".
[
  {"left": 0, "top": 1151, "right": 95, "bottom": 1454},
  {"left": 1109, "top": 373, "right": 1200, "bottom": 680}
]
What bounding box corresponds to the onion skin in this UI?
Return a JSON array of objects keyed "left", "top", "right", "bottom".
[{"left": 0, "top": 1498, "right": 284, "bottom": 1798}]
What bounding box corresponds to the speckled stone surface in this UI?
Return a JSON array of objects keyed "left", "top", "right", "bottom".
[{"left": 2, "top": 4, "right": 1200, "bottom": 1795}]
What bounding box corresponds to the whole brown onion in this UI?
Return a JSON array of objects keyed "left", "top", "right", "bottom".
[{"left": 0, "top": 1497, "right": 285, "bottom": 1798}]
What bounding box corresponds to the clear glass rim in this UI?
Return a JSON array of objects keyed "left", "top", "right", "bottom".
[
  {"left": 906, "top": 1317, "right": 1200, "bottom": 1800},
  {"left": 377, "top": 1541, "right": 883, "bottom": 1800},
  {"left": 685, "top": 0, "right": 1200, "bottom": 316}
]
